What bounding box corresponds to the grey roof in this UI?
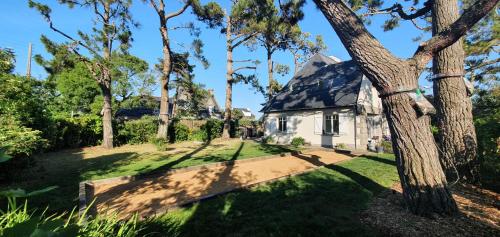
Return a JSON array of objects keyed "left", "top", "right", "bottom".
[{"left": 261, "top": 54, "right": 363, "bottom": 113}]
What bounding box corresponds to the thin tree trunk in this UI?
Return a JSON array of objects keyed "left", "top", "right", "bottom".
[
  {"left": 101, "top": 1, "right": 113, "bottom": 149},
  {"left": 267, "top": 49, "right": 274, "bottom": 97},
  {"left": 222, "top": 14, "right": 233, "bottom": 139},
  {"left": 101, "top": 82, "right": 113, "bottom": 149},
  {"left": 293, "top": 52, "right": 300, "bottom": 75},
  {"left": 432, "top": 0, "right": 479, "bottom": 183},
  {"left": 157, "top": 10, "right": 172, "bottom": 139},
  {"left": 312, "top": 0, "right": 458, "bottom": 216}
]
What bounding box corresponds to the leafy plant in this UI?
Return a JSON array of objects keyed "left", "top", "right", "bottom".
[
  {"left": 380, "top": 141, "right": 393, "bottom": 154},
  {"left": 291, "top": 137, "right": 305, "bottom": 147},
  {"left": 262, "top": 136, "right": 274, "bottom": 144},
  {"left": 150, "top": 137, "right": 168, "bottom": 151},
  {"left": 336, "top": 143, "right": 348, "bottom": 149},
  {"left": 117, "top": 116, "right": 158, "bottom": 145},
  {"left": 0, "top": 117, "right": 47, "bottom": 159},
  {"left": 0, "top": 198, "right": 139, "bottom": 237}
]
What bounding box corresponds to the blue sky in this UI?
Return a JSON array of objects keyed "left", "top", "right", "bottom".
[{"left": 1, "top": 0, "right": 431, "bottom": 117}]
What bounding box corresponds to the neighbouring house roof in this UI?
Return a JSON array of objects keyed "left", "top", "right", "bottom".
[
  {"left": 116, "top": 88, "right": 222, "bottom": 120},
  {"left": 261, "top": 54, "right": 364, "bottom": 113}
]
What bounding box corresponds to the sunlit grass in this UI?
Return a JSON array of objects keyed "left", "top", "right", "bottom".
[
  {"left": 3, "top": 140, "right": 293, "bottom": 212},
  {"left": 139, "top": 153, "right": 399, "bottom": 236}
]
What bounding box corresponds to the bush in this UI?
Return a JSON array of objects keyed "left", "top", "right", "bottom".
[
  {"left": 380, "top": 141, "right": 394, "bottom": 154},
  {"left": 116, "top": 116, "right": 158, "bottom": 145},
  {"left": 149, "top": 137, "right": 169, "bottom": 151},
  {"left": 201, "top": 119, "right": 224, "bottom": 141},
  {"left": 336, "top": 143, "right": 348, "bottom": 149},
  {"left": 262, "top": 136, "right": 274, "bottom": 144},
  {"left": 291, "top": 137, "right": 305, "bottom": 147},
  {"left": 173, "top": 123, "right": 190, "bottom": 142},
  {"left": 51, "top": 115, "right": 102, "bottom": 149},
  {"left": 0, "top": 117, "right": 47, "bottom": 159}
]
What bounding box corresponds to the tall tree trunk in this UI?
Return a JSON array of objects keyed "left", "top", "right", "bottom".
[
  {"left": 432, "top": 0, "right": 479, "bottom": 183},
  {"left": 293, "top": 52, "right": 300, "bottom": 75},
  {"left": 101, "top": 81, "right": 114, "bottom": 149},
  {"left": 157, "top": 13, "right": 172, "bottom": 139},
  {"left": 222, "top": 14, "right": 233, "bottom": 139},
  {"left": 101, "top": 1, "right": 113, "bottom": 149},
  {"left": 313, "top": 0, "right": 459, "bottom": 216},
  {"left": 267, "top": 49, "right": 274, "bottom": 97}
]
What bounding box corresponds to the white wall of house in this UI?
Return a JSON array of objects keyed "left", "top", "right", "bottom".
[
  {"left": 357, "top": 76, "right": 383, "bottom": 114},
  {"left": 264, "top": 108, "right": 358, "bottom": 148}
]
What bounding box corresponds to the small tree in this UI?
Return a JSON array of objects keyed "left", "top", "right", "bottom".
[{"left": 30, "top": 0, "right": 138, "bottom": 149}]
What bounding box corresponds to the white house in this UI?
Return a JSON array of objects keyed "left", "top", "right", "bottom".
[{"left": 261, "top": 54, "right": 390, "bottom": 150}]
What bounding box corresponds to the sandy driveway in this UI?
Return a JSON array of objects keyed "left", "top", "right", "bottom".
[{"left": 89, "top": 149, "right": 352, "bottom": 218}]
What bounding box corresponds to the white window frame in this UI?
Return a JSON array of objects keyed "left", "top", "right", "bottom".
[
  {"left": 324, "top": 113, "right": 339, "bottom": 135},
  {"left": 278, "top": 116, "right": 287, "bottom": 133}
]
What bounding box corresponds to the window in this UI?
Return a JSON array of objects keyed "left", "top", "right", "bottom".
[
  {"left": 278, "top": 116, "right": 287, "bottom": 132},
  {"left": 324, "top": 114, "right": 339, "bottom": 135}
]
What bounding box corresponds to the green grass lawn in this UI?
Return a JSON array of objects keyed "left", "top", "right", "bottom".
[
  {"left": 3, "top": 139, "right": 293, "bottom": 211},
  {"left": 138, "top": 153, "right": 399, "bottom": 237}
]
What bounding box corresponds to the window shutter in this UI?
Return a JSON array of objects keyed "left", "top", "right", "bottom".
[
  {"left": 338, "top": 113, "right": 348, "bottom": 135},
  {"left": 314, "top": 114, "right": 322, "bottom": 135}
]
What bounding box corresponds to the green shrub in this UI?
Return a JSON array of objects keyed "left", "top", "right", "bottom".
[
  {"left": 0, "top": 117, "right": 47, "bottom": 159},
  {"left": 117, "top": 116, "right": 158, "bottom": 145},
  {"left": 51, "top": 115, "right": 102, "bottom": 149},
  {"left": 336, "top": 143, "right": 348, "bottom": 149},
  {"left": 380, "top": 141, "right": 394, "bottom": 154},
  {"left": 174, "top": 123, "right": 190, "bottom": 142},
  {"left": 262, "top": 136, "right": 274, "bottom": 144},
  {"left": 189, "top": 129, "right": 206, "bottom": 142},
  {"left": 201, "top": 119, "right": 224, "bottom": 141},
  {"left": 291, "top": 137, "right": 305, "bottom": 147},
  {"left": 150, "top": 137, "right": 168, "bottom": 151}
]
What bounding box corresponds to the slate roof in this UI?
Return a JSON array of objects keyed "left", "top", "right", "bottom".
[{"left": 261, "top": 54, "right": 364, "bottom": 113}]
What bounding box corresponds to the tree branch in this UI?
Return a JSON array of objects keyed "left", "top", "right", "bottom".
[
  {"left": 363, "top": 0, "right": 433, "bottom": 20},
  {"left": 232, "top": 32, "right": 258, "bottom": 49},
  {"left": 233, "top": 66, "right": 256, "bottom": 72},
  {"left": 412, "top": 0, "right": 499, "bottom": 70},
  {"left": 165, "top": 1, "right": 190, "bottom": 20}
]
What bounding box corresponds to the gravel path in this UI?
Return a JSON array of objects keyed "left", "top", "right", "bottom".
[{"left": 91, "top": 149, "right": 352, "bottom": 218}]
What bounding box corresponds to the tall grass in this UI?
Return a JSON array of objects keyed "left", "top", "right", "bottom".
[{"left": 0, "top": 197, "right": 140, "bottom": 237}]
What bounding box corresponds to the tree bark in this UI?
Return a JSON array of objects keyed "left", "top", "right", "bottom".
[
  {"left": 313, "top": 0, "right": 458, "bottom": 216},
  {"left": 432, "top": 0, "right": 479, "bottom": 183},
  {"left": 222, "top": 14, "right": 233, "bottom": 139},
  {"left": 101, "top": 81, "right": 114, "bottom": 149},
  {"left": 267, "top": 48, "right": 274, "bottom": 97},
  {"left": 101, "top": 1, "right": 113, "bottom": 149},
  {"left": 293, "top": 52, "right": 300, "bottom": 75},
  {"left": 156, "top": 3, "right": 172, "bottom": 139}
]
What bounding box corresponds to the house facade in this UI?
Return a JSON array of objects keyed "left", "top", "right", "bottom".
[{"left": 261, "top": 54, "right": 390, "bottom": 150}]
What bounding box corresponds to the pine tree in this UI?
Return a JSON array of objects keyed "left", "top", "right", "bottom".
[
  {"left": 144, "top": 0, "right": 224, "bottom": 139},
  {"left": 312, "top": 0, "right": 497, "bottom": 216},
  {"left": 29, "top": 0, "right": 138, "bottom": 149}
]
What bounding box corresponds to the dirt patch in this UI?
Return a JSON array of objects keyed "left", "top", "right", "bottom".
[
  {"left": 361, "top": 183, "right": 500, "bottom": 236},
  {"left": 87, "top": 149, "right": 351, "bottom": 218}
]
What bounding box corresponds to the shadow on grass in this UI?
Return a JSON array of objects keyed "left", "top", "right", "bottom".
[
  {"left": 362, "top": 155, "right": 397, "bottom": 166},
  {"left": 139, "top": 166, "right": 385, "bottom": 237}
]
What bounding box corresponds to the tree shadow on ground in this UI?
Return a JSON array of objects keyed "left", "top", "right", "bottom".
[{"left": 139, "top": 156, "right": 394, "bottom": 237}]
